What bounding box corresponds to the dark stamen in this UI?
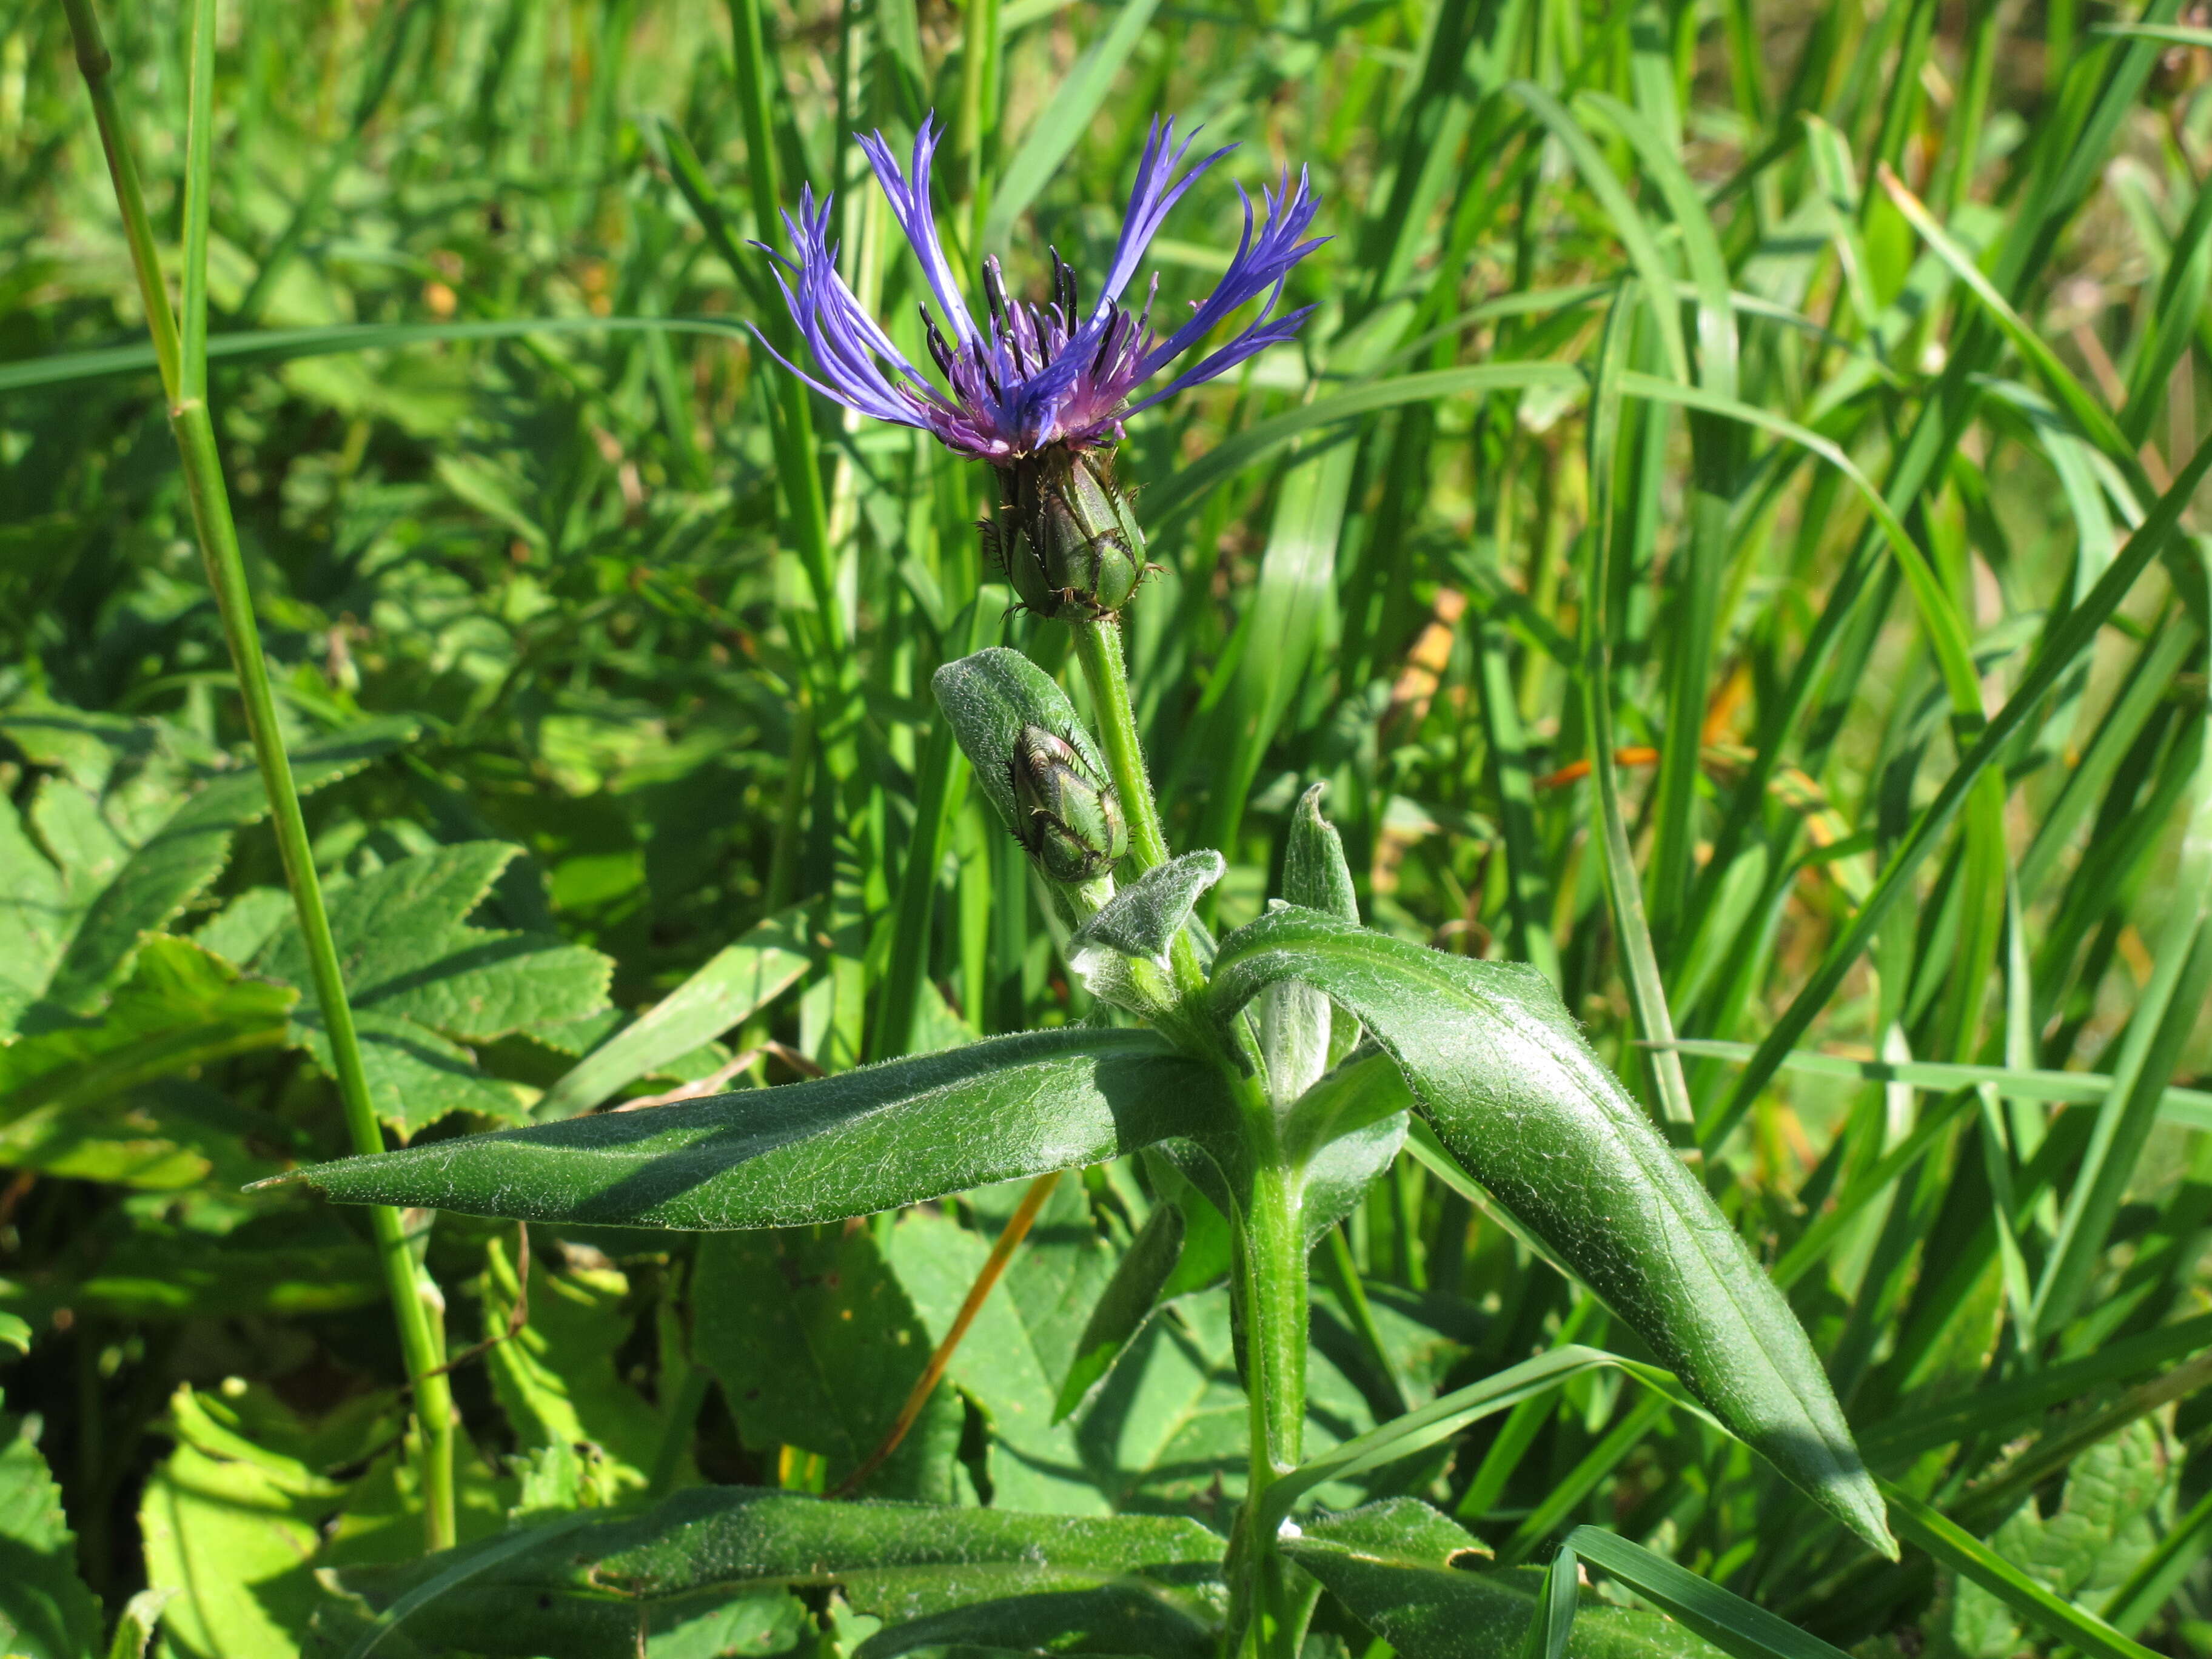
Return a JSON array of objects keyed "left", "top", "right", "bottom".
[
  {"left": 921, "top": 306, "right": 956, "bottom": 377},
  {"left": 1051, "top": 247, "right": 1080, "bottom": 323},
  {"left": 983, "top": 256, "right": 1010, "bottom": 327}
]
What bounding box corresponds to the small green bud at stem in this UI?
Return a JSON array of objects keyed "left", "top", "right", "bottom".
[
  {"left": 1009, "top": 725, "right": 1128, "bottom": 883},
  {"left": 987, "top": 447, "right": 1150, "bottom": 620}
]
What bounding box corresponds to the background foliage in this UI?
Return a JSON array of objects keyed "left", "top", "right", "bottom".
[{"left": 2, "top": 0, "right": 2211, "bottom": 1654}]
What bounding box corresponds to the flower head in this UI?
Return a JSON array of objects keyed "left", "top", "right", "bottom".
[{"left": 754, "top": 114, "right": 1325, "bottom": 463}]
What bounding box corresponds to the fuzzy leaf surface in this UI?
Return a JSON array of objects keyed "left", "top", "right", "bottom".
[
  {"left": 1070, "top": 851, "right": 1224, "bottom": 962},
  {"left": 325, "top": 1486, "right": 1225, "bottom": 1659},
  {"left": 1207, "top": 908, "right": 1892, "bottom": 1555},
  {"left": 931, "top": 648, "right": 1110, "bottom": 844},
  {"left": 269, "top": 1028, "right": 1234, "bottom": 1228}
]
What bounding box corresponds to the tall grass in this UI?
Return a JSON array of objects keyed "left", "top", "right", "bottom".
[{"left": 1, "top": 0, "right": 2210, "bottom": 1651}]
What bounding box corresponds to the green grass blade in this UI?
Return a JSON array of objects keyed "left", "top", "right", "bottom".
[
  {"left": 1878, "top": 1481, "right": 2159, "bottom": 1659},
  {"left": 1564, "top": 1526, "right": 1854, "bottom": 1659},
  {"left": 981, "top": 0, "right": 1164, "bottom": 251}
]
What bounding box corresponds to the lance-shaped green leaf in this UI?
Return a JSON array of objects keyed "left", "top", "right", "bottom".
[
  {"left": 1280, "top": 1500, "right": 1723, "bottom": 1659},
  {"left": 1284, "top": 782, "right": 1359, "bottom": 923},
  {"left": 1067, "top": 851, "right": 1223, "bottom": 1017},
  {"left": 1207, "top": 908, "right": 1895, "bottom": 1557},
  {"left": 327, "top": 1485, "right": 1225, "bottom": 1659},
  {"left": 259, "top": 1028, "right": 1238, "bottom": 1229},
  {"left": 1056, "top": 1199, "right": 1187, "bottom": 1424}
]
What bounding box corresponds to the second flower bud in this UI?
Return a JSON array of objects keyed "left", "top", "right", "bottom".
[{"left": 1010, "top": 725, "right": 1128, "bottom": 883}]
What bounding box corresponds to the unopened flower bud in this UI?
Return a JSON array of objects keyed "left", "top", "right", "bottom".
[
  {"left": 1009, "top": 725, "right": 1127, "bottom": 883},
  {"left": 987, "top": 448, "right": 1150, "bottom": 620}
]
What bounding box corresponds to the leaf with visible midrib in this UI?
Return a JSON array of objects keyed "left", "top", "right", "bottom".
[
  {"left": 324, "top": 1486, "right": 1225, "bottom": 1659},
  {"left": 1207, "top": 908, "right": 1894, "bottom": 1556},
  {"left": 266, "top": 1027, "right": 1238, "bottom": 1229}
]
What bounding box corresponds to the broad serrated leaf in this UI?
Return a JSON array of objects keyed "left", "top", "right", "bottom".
[
  {"left": 266, "top": 1027, "right": 1236, "bottom": 1228},
  {"left": 477, "top": 1235, "right": 675, "bottom": 1503},
  {"left": 256, "top": 842, "right": 612, "bottom": 1130},
  {"left": 0, "top": 713, "right": 412, "bottom": 1025},
  {"left": 1206, "top": 908, "right": 1894, "bottom": 1555},
  {"left": 695, "top": 1226, "right": 962, "bottom": 1501},
  {"left": 1945, "top": 1419, "right": 2174, "bottom": 1659},
  {"left": 888, "top": 1181, "right": 1115, "bottom": 1514},
  {"left": 0, "top": 1387, "right": 102, "bottom": 1659},
  {"left": 1281, "top": 1500, "right": 1723, "bottom": 1659},
  {"left": 324, "top": 1487, "right": 1224, "bottom": 1659},
  {"left": 139, "top": 1386, "right": 379, "bottom": 1659},
  {"left": 44, "top": 720, "right": 415, "bottom": 1013},
  {"left": 0, "top": 937, "right": 296, "bottom": 1155}
]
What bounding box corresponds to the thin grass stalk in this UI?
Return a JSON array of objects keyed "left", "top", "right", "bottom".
[
  {"left": 1712, "top": 426, "right": 2212, "bottom": 1140},
  {"left": 60, "top": 0, "right": 457, "bottom": 1552},
  {"left": 1583, "top": 287, "right": 1693, "bottom": 1129}
]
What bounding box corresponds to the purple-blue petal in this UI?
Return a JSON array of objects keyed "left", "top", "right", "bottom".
[
  {"left": 1122, "top": 302, "right": 1318, "bottom": 417},
  {"left": 1091, "top": 116, "right": 1235, "bottom": 319},
  {"left": 856, "top": 115, "right": 980, "bottom": 348},
  {"left": 1138, "top": 167, "right": 1324, "bottom": 378}
]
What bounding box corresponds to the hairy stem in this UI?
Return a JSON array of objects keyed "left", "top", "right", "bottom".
[
  {"left": 1235, "top": 1110, "right": 1310, "bottom": 1659},
  {"left": 1067, "top": 614, "right": 1216, "bottom": 1010},
  {"left": 1068, "top": 615, "right": 1169, "bottom": 871},
  {"left": 63, "top": 0, "right": 457, "bottom": 1552}
]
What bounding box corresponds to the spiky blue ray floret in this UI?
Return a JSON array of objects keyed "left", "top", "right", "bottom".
[{"left": 751, "top": 113, "right": 1326, "bottom": 461}]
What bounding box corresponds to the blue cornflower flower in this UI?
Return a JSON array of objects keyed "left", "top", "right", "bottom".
[{"left": 754, "top": 113, "right": 1325, "bottom": 463}]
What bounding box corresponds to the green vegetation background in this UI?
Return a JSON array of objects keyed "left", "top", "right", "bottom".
[{"left": 1, "top": 0, "right": 2210, "bottom": 1654}]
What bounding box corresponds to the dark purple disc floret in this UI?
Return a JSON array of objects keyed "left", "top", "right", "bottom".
[{"left": 752, "top": 113, "right": 1326, "bottom": 461}]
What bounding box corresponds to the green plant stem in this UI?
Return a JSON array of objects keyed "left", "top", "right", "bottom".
[
  {"left": 1067, "top": 609, "right": 1302, "bottom": 1652},
  {"left": 1067, "top": 614, "right": 1213, "bottom": 1011},
  {"left": 1067, "top": 616, "right": 1167, "bottom": 870},
  {"left": 60, "top": 0, "right": 179, "bottom": 400},
  {"left": 64, "top": 0, "right": 456, "bottom": 1553},
  {"left": 177, "top": 404, "right": 460, "bottom": 1553},
  {"left": 1235, "top": 1111, "right": 1309, "bottom": 1659}
]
